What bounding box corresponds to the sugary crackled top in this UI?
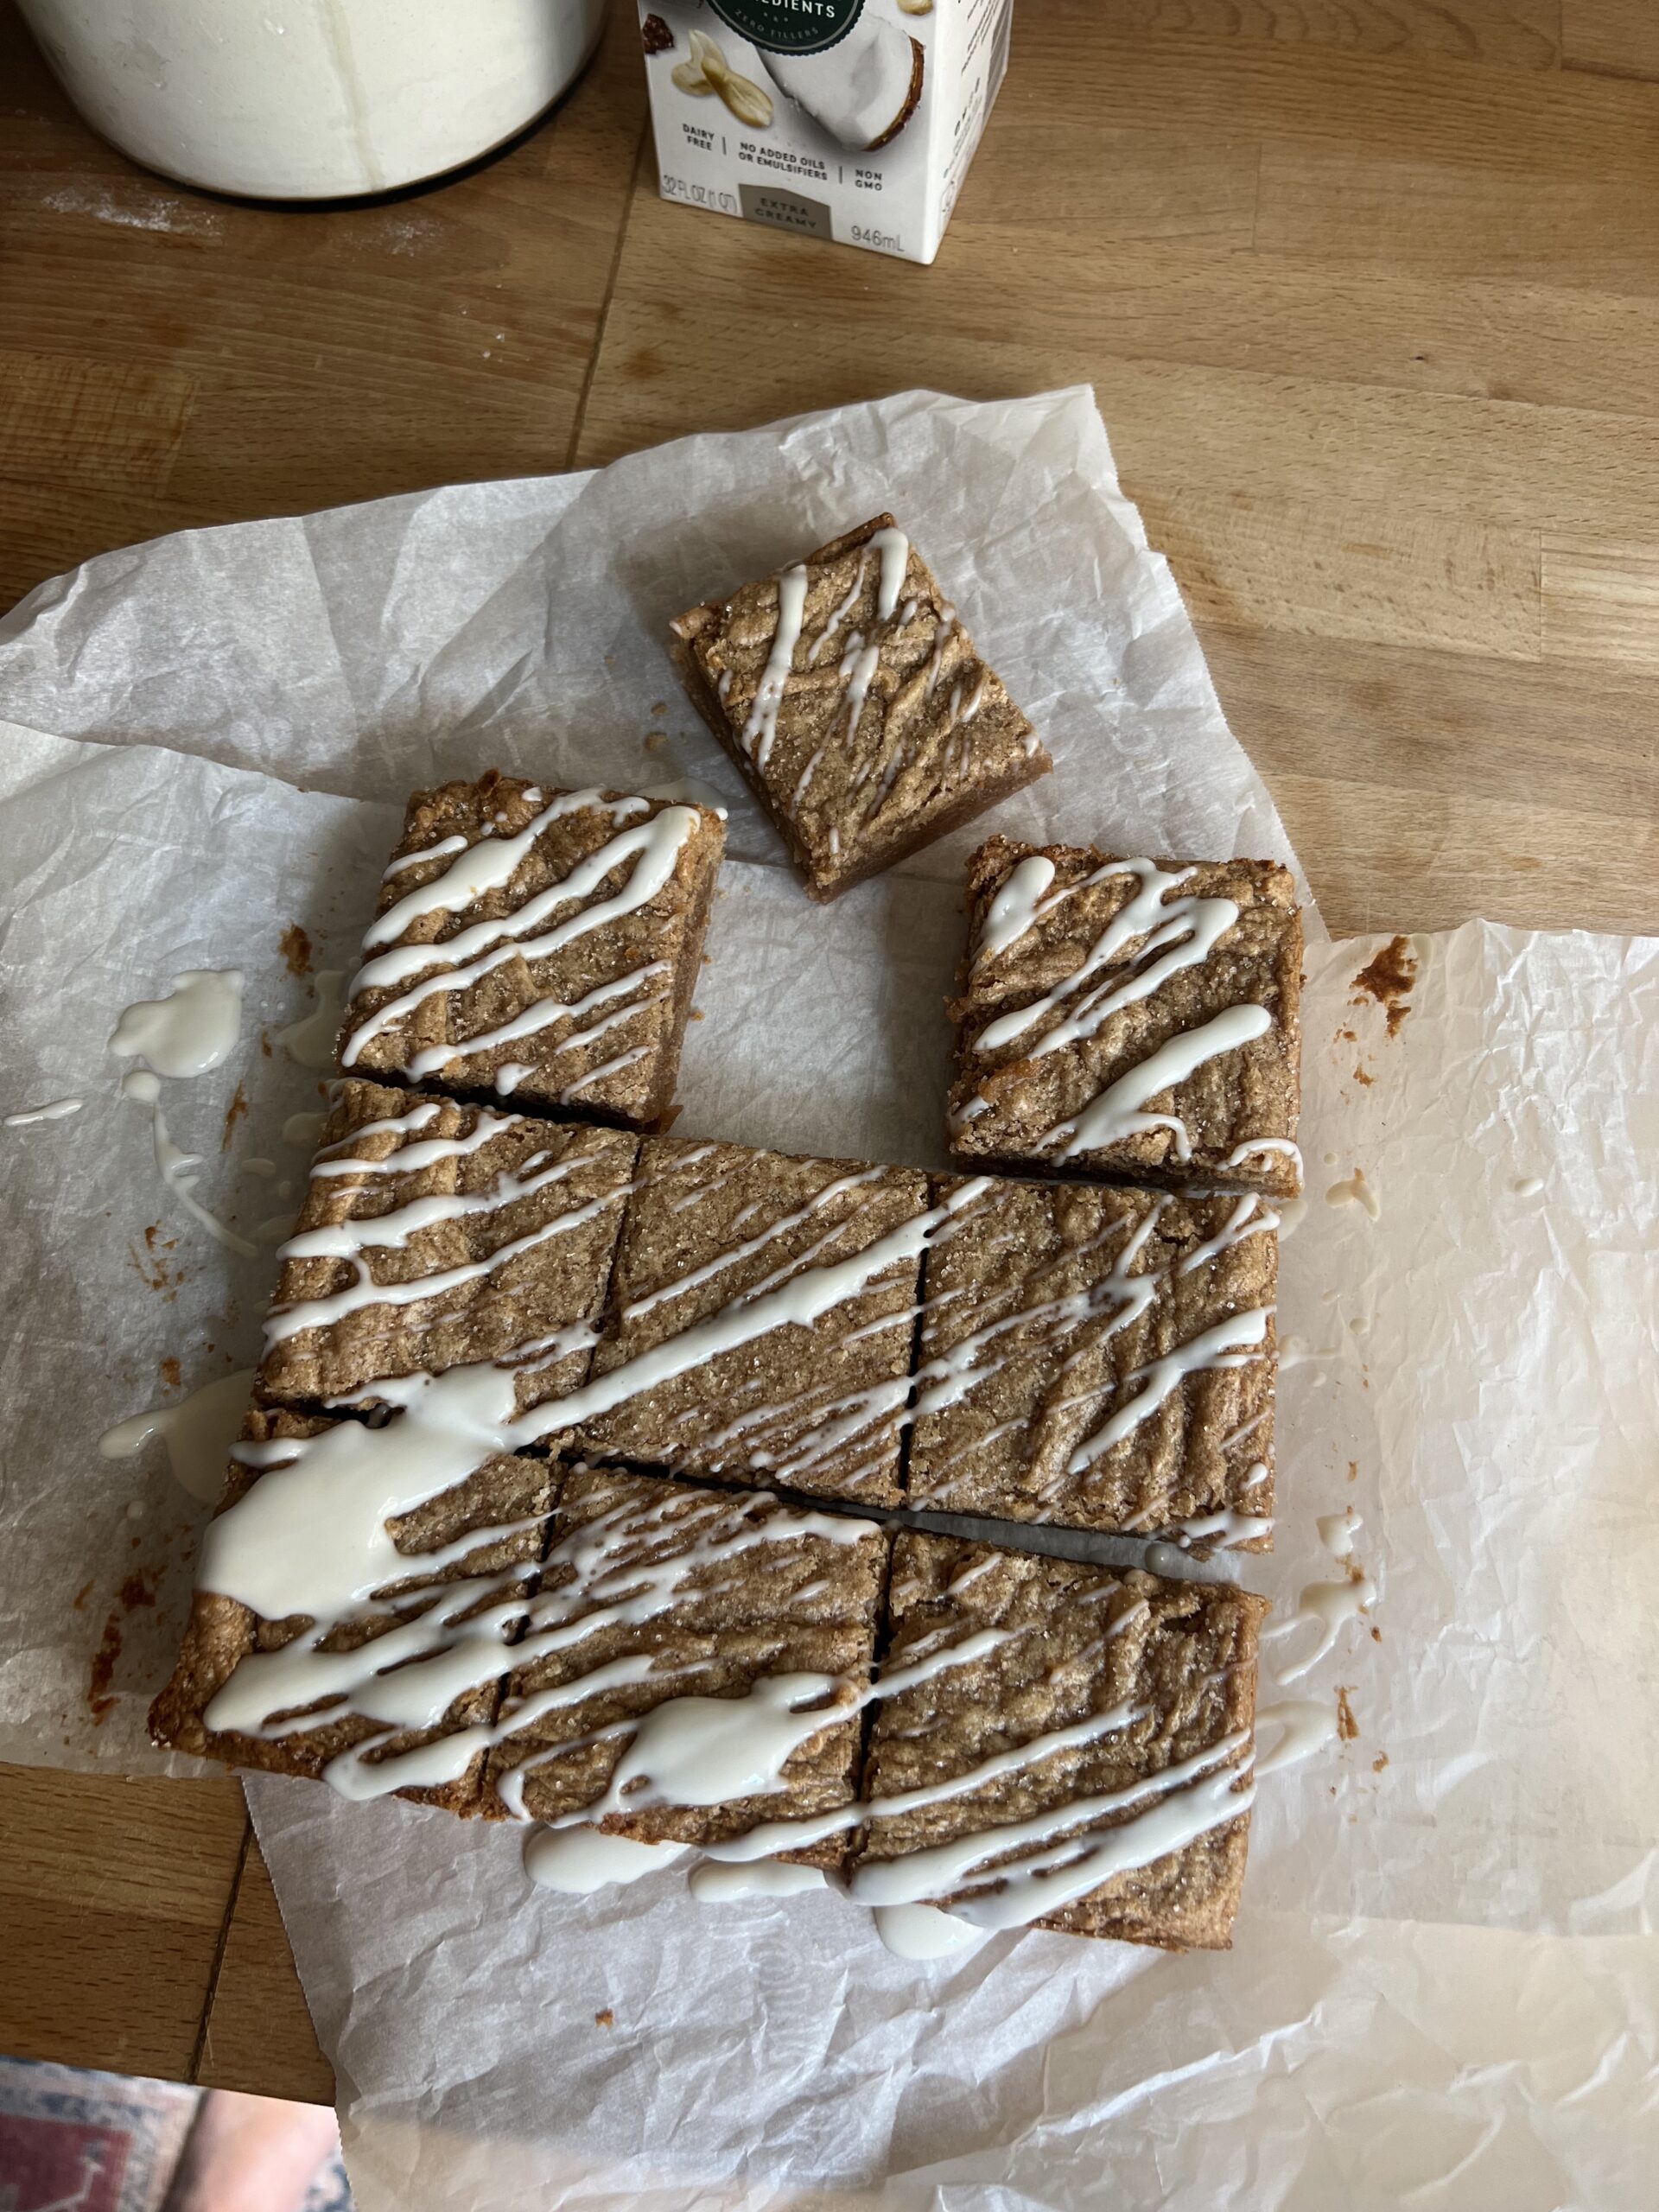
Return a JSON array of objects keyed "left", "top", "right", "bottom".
[
  {"left": 675, "top": 515, "right": 1045, "bottom": 893},
  {"left": 948, "top": 837, "right": 1303, "bottom": 1198},
  {"left": 908, "top": 1175, "right": 1278, "bottom": 1548}
]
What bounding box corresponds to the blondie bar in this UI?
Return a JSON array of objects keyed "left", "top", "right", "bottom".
[
  {"left": 947, "top": 839, "right": 1302, "bottom": 1199},
  {"left": 852, "top": 1534, "right": 1265, "bottom": 1948},
  {"left": 907, "top": 1175, "right": 1277, "bottom": 1548},
  {"left": 340, "top": 777, "right": 723, "bottom": 1127},
  {"left": 671, "top": 515, "right": 1048, "bottom": 901}
]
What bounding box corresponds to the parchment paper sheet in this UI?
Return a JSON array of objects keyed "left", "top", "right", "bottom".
[{"left": 0, "top": 391, "right": 1653, "bottom": 2206}]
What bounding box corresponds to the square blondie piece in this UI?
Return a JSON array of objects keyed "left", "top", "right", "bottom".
[
  {"left": 258, "top": 1081, "right": 636, "bottom": 1414},
  {"left": 908, "top": 1177, "right": 1277, "bottom": 1549},
  {"left": 149, "top": 1404, "right": 557, "bottom": 1814},
  {"left": 486, "top": 1465, "right": 888, "bottom": 1853},
  {"left": 852, "top": 1535, "right": 1265, "bottom": 1948},
  {"left": 947, "top": 838, "right": 1303, "bottom": 1200},
  {"left": 575, "top": 1136, "right": 932, "bottom": 1506},
  {"left": 340, "top": 777, "right": 723, "bottom": 1128},
  {"left": 671, "top": 513, "right": 1049, "bottom": 902}
]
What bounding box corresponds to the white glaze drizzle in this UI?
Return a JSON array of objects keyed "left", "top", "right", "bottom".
[
  {"left": 1067, "top": 1306, "right": 1273, "bottom": 1474},
  {"left": 382, "top": 831, "right": 467, "bottom": 881},
  {"left": 282, "top": 1110, "right": 327, "bottom": 1149},
  {"left": 365, "top": 791, "right": 642, "bottom": 950},
  {"left": 278, "top": 971, "right": 346, "bottom": 1070},
  {"left": 525, "top": 1827, "right": 685, "bottom": 1894},
  {"left": 122, "top": 1070, "right": 258, "bottom": 1259},
  {"left": 99, "top": 1367, "right": 257, "bottom": 1503},
  {"left": 874, "top": 1903, "right": 978, "bottom": 1958},
  {"left": 690, "top": 1859, "right": 826, "bottom": 1902},
  {"left": 341, "top": 809, "right": 698, "bottom": 1065},
  {"left": 975, "top": 855, "right": 1055, "bottom": 964},
  {"left": 868, "top": 525, "right": 910, "bottom": 621},
  {"left": 109, "top": 969, "right": 245, "bottom": 1077},
  {"left": 742, "top": 564, "right": 809, "bottom": 770},
  {"left": 1254, "top": 1700, "right": 1337, "bottom": 1777},
  {"left": 808, "top": 554, "right": 868, "bottom": 665},
  {"left": 400, "top": 963, "right": 669, "bottom": 1084},
  {"left": 1045, "top": 1006, "right": 1274, "bottom": 1163},
  {"left": 4, "top": 1096, "right": 83, "bottom": 1127}
]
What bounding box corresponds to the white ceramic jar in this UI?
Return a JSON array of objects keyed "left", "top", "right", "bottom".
[{"left": 17, "top": 0, "right": 610, "bottom": 200}]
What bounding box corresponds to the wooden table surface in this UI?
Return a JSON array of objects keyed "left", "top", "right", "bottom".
[{"left": 2, "top": 0, "right": 1656, "bottom": 2106}]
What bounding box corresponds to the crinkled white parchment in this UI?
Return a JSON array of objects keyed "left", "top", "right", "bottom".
[{"left": 0, "top": 391, "right": 1653, "bottom": 2208}]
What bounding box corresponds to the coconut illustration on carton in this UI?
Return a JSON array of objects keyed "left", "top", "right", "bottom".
[{"left": 759, "top": 11, "right": 925, "bottom": 151}]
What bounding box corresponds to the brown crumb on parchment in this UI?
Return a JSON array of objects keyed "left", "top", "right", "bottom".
[
  {"left": 73, "top": 1580, "right": 93, "bottom": 1611},
  {"left": 281, "top": 923, "right": 314, "bottom": 977},
  {"left": 1336, "top": 1687, "right": 1359, "bottom": 1742},
  {"left": 594, "top": 2007, "right": 615, "bottom": 2028},
  {"left": 1351, "top": 935, "right": 1417, "bottom": 1038},
  {"left": 221, "top": 1082, "right": 249, "bottom": 1148},
  {"left": 1373, "top": 1754, "right": 1389, "bottom": 1773},
  {"left": 160, "top": 1356, "right": 181, "bottom": 1388}
]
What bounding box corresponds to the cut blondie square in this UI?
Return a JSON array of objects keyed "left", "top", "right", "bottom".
[
  {"left": 485, "top": 1464, "right": 888, "bottom": 1854},
  {"left": 257, "top": 1080, "right": 636, "bottom": 1414},
  {"left": 576, "top": 1136, "right": 937, "bottom": 1506},
  {"left": 908, "top": 1176, "right": 1277, "bottom": 1549},
  {"left": 852, "top": 1535, "right": 1265, "bottom": 1948},
  {"left": 148, "top": 1403, "right": 558, "bottom": 1814},
  {"left": 947, "top": 838, "right": 1303, "bottom": 1200},
  {"left": 340, "top": 776, "right": 723, "bottom": 1128},
  {"left": 670, "top": 513, "right": 1049, "bottom": 901}
]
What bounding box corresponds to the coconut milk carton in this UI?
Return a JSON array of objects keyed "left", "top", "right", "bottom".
[{"left": 638, "top": 1, "right": 1014, "bottom": 264}]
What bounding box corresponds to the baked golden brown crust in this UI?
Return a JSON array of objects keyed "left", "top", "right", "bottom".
[
  {"left": 909, "top": 1175, "right": 1276, "bottom": 1548},
  {"left": 148, "top": 1404, "right": 556, "bottom": 1815},
  {"left": 671, "top": 514, "right": 1049, "bottom": 902},
  {"left": 947, "top": 838, "right": 1303, "bottom": 1199},
  {"left": 340, "top": 777, "right": 724, "bottom": 1128},
  {"left": 485, "top": 1465, "right": 888, "bottom": 1855},
  {"left": 579, "top": 1135, "right": 931, "bottom": 1506},
  {"left": 855, "top": 1534, "right": 1265, "bottom": 1948},
  {"left": 257, "top": 1081, "right": 636, "bottom": 1414}
]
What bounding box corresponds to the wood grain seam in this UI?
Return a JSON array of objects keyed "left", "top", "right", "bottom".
[
  {"left": 566, "top": 119, "right": 655, "bottom": 474},
  {"left": 188, "top": 1809, "right": 254, "bottom": 2087}
]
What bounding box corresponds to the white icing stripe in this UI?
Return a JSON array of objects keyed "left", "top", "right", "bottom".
[
  {"left": 976, "top": 866, "right": 1233, "bottom": 1058},
  {"left": 1171, "top": 1510, "right": 1274, "bottom": 1549},
  {"left": 869, "top": 525, "right": 909, "bottom": 622},
  {"left": 689, "top": 1859, "right": 825, "bottom": 1902},
  {"left": 976, "top": 855, "right": 1055, "bottom": 964},
  {"left": 4, "top": 1096, "right": 83, "bottom": 1127},
  {"left": 276, "top": 1151, "right": 587, "bottom": 1262},
  {"left": 381, "top": 832, "right": 467, "bottom": 882},
  {"left": 122, "top": 1070, "right": 258, "bottom": 1259},
  {"left": 809, "top": 554, "right": 868, "bottom": 665},
  {"left": 1046, "top": 1005, "right": 1274, "bottom": 1163},
  {"left": 1175, "top": 1194, "right": 1278, "bottom": 1275},
  {"left": 620, "top": 1167, "right": 885, "bottom": 1322},
  {"left": 742, "top": 564, "right": 809, "bottom": 770},
  {"left": 364, "top": 791, "right": 640, "bottom": 950},
  {"left": 400, "top": 964, "right": 670, "bottom": 1082},
  {"left": 1262, "top": 1572, "right": 1377, "bottom": 1684},
  {"left": 1227, "top": 1137, "right": 1303, "bottom": 1170},
  {"left": 1067, "top": 1305, "right": 1273, "bottom": 1473},
  {"left": 842, "top": 638, "right": 880, "bottom": 741},
  {"left": 341, "top": 806, "right": 699, "bottom": 1054},
  {"left": 849, "top": 1732, "right": 1252, "bottom": 1916},
  {"left": 262, "top": 1186, "right": 624, "bottom": 1347},
  {"left": 1254, "top": 1701, "right": 1337, "bottom": 1777},
  {"left": 560, "top": 1044, "right": 652, "bottom": 1101},
  {"left": 527, "top": 1829, "right": 685, "bottom": 1893}
]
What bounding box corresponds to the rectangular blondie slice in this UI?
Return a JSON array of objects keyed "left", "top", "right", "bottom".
[
  {"left": 485, "top": 1465, "right": 888, "bottom": 1853},
  {"left": 339, "top": 777, "right": 723, "bottom": 1128},
  {"left": 852, "top": 1535, "right": 1265, "bottom": 1948},
  {"left": 907, "top": 1176, "right": 1277, "bottom": 1549},
  {"left": 946, "top": 838, "right": 1302, "bottom": 1200},
  {"left": 671, "top": 514, "right": 1049, "bottom": 902},
  {"left": 575, "top": 1135, "right": 934, "bottom": 1507},
  {"left": 257, "top": 1081, "right": 636, "bottom": 1413},
  {"left": 148, "top": 1404, "right": 556, "bottom": 1814}
]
